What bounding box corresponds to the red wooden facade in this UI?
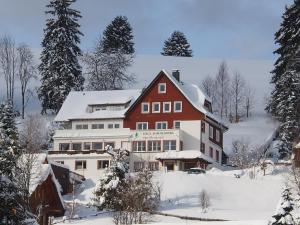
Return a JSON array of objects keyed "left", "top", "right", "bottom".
[{"left": 124, "top": 71, "right": 205, "bottom": 129}]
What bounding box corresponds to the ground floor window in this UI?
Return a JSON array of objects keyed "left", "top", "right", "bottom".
[
  {"left": 163, "top": 140, "right": 176, "bottom": 151},
  {"left": 148, "top": 140, "right": 161, "bottom": 151},
  {"left": 97, "top": 160, "right": 110, "bottom": 169},
  {"left": 148, "top": 161, "right": 159, "bottom": 171},
  {"left": 134, "top": 161, "right": 145, "bottom": 171},
  {"left": 75, "top": 160, "right": 86, "bottom": 170},
  {"left": 132, "top": 141, "right": 146, "bottom": 152}
]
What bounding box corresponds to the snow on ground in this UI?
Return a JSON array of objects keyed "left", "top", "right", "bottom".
[
  {"left": 223, "top": 113, "right": 279, "bottom": 155},
  {"left": 55, "top": 165, "right": 288, "bottom": 225}
]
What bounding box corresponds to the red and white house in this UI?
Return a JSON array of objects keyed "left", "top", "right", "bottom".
[{"left": 48, "top": 70, "right": 228, "bottom": 177}]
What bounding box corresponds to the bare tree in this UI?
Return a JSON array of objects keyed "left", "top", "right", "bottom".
[
  {"left": 199, "top": 190, "right": 210, "bottom": 213},
  {"left": 230, "top": 72, "right": 245, "bottom": 123},
  {"left": 0, "top": 35, "right": 18, "bottom": 106},
  {"left": 201, "top": 75, "right": 216, "bottom": 111},
  {"left": 244, "top": 84, "right": 255, "bottom": 118},
  {"left": 19, "top": 114, "right": 48, "bottom": 153},
  {"left": 215, "top": 61, "right": 230, "bottom": 118},
  {"left": 82, "top": 40, "right": 135, "bottom": 91},
  {"left": 17, "top": 44, "right": 37, "bottom": 119}
]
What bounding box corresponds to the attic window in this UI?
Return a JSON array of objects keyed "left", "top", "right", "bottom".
[{"left": 158, "top": 83, "right": 166, "bottom": 93}]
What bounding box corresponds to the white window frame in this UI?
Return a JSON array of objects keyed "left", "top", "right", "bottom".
[
  {"left": 158, "top": 83, "right": 166, "bottom": 93},
  {"left": 173, "top": 120, "right": 180, "bottom": 129},
  {"left": 155, "top": 121, "right": 168, "bottom": 130},
  {"left": 136, "top": 122, "right": 148, "bottom": 130},
  {"left": 174, "top": 101, "right": 182, "bottom": 113},
  {"left": 216, "top": 129, "right": 220, "bottom": 142},
  {"left": 152, "top": 102, "right": 160, "bottom": 113},
  {"left": 209, "top": 125, "right": 214, "bottom": 139},
  {"left": 163, "top": 102, "right": 171, "bottom": 113},
  {"left": 141, "top": 102, "right": 150, "bottom": 114},
  {"left": 163, "top": 140, "right": 177, "bottom": 151}
]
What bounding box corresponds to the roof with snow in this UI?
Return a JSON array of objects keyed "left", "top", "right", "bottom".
[
  {"left": 155, "top": 150, "right": 213, "bottom": 164},
  {"left": 55, "top": 89, "right": 141, "bottom": 121}
]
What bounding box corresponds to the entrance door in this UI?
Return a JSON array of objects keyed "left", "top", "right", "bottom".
[{"left": 165, "top": 162, "right": 175, "bottom": 171}]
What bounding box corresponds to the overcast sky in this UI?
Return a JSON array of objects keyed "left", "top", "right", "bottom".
[{"left": 0, "top": 0, "right": 293, "bottom": 60}]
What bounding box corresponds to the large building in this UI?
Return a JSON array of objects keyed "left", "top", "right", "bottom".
[{"left": 47, "top": 70, "right": 228, "bottom": 177}]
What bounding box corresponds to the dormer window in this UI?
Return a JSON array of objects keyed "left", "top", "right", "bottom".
[{"left": 158, "top": 83, "right": 166, "bottom": 93}]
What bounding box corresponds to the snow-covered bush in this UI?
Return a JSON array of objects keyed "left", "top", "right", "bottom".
[
  {"left": 269, "top": 187, "right": 295, "bottom": 225},
  {"left": 199, "top": 189, "right": 210, "bottom": 213}
]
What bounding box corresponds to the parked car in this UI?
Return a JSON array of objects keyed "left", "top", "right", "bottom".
[{"left": 186, "top": 167, "right": 206, "bottom": 174}]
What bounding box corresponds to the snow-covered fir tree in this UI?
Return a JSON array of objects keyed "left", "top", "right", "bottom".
[
  {"left": 101, "top": 16, "right": 135, "bottom": 54},
  {"left": 276, "top": 62, "right": 300, "bottom": 157},
  {"left": 38, "top": 0, "right": 84, "bottom": 114},
  {"left": 0, "top": 101, "right": 20, "bottom": 179},
  {"left": 268, "top": 0, "right": 300, "bottom": 117},
  {"left": 161, "top": 31, "right": 193, "bottom": 57},
  {"left": 93, "top": 146, "right": 129, "bottom": 210},
  {"left": 269, "top": 187, "right": 294, "bottom": 225}
]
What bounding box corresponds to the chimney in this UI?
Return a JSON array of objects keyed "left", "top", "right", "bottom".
[{"left": 172, "top": 69, "right": 180, "bottom": 82}]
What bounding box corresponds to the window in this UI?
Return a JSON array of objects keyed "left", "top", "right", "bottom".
[
  {"left": 83, "top": 142, "right": 91, "bottom": 150},
  {"left": 132, "top": 141, "right": 146, "bottom": 152},
  {"left": 136, "top": 122, "right": 148, "bottom": 130},
  {"left": 149, "top": 162, "right": 159, "bottom": 171},
  {"left": 148, "top": 141, "right": 161, "bottom": 151},
  {"left": 174, "top": 101, "right": 182, "bottom": 112},
  {"left": 75, "top": 124, "right": 88, "bottom": 129},
  {"left": 141, "top": 102, "right": 150, "bottom": 113},
  {"left": 209, "top": 125, "right": 214, "bottom": 139},
  {"left": 72, "top": 143, "right": 82, "bottom": 151},
  {"left": 216, "top": 129, "right": 220, "bottom": 142},
  {"left": 59, "top": 143, "right": 70, "bottom": 151},
  {"left": 156, "top": 121, "right": 167, "bottom": 130},
  {"left": 114, "top": 124, "right": 120, "bottom": 129},
  {"left": 108, "top": 124, "right": 114, "bottom": 129},
  {"left": 216, "top": 150, "right": 219, "bottom": 162},
  {"left": 92, "top": 142, "right": 103, "bottom": 150},
  {"left": 55, "top": 161, "right": 64, "bottom": 164},
  {"left": 75, "top": 160, "right": 86, "bottom": 170},
  {"left": 152, "top": 102, "right": 160, "bottom": 113},
  {"left": 201, "top": 122, "right": 205, "bottom": 133},
  {"left": 158, "top": 83, "right": 166, "bottom": 93},
  {"left": 163, "top": 140, "right": 176, "bottom": 151},
  {"left": 104, "top": 142, "right": 115, "bottom": 149},
  {"left": 173, "top": 121, "right": 180, "bottom": 129},
  {"left": 91, "top": 124, "right": 104, "bottom": 129},
  {"left": 163, "top": 102, "right": 171, "bottom": 113},
  {"left": 97, "top": 160, "right": 109, "bottom": 169},
  {"left": 201, "top": 143, "right": 205, "bottom": 153},
  {"left": 209, "top": 147, "right": 213, "bottom": 158},
  {"left": 134, "top": 161, "right": 145, "bottom": 171}
]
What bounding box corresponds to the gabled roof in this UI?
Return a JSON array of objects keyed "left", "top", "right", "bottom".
[
  {"left": 126, "top": 70, "right": 228, "bottom": 129},
  {"left": 55, "top": 89, "right": 141, "bottom": 122}
]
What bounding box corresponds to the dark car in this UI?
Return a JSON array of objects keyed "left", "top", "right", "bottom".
[{"left": 187, "top": 168, "right": 206, "bottom": 174}]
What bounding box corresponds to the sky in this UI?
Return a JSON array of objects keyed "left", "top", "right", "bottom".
[{"left": 0, "top": 0, "right": 293, "bottom": 60}]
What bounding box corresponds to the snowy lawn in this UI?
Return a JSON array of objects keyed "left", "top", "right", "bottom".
[
  {"left": 223, "top": 113, "right": 279, "bottom": 154},
  {"left": 55, "top": 166, "right": 287, "bottom": 225}
]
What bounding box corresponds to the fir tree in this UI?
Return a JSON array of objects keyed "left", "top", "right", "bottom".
[
  {"left": 268, "top": 0, "right": 300, "bottom": 116},
  {"left": 102, "top": 16, "right": 135, "bottom": 54},
  {"left": 0, "top": 101, "right": 20, "bottom": 179},
  {"left": 161, "top": 31, "right": 193, "bottom": 57},
  {"left": 38, "top": 0, "right": 84, "bottom": 114},
  {"left": 276, "top": 63, "right": 300, "bottom": 157},
  {"left": 269, "top": 187, "right": 294, "bottom": 225}
]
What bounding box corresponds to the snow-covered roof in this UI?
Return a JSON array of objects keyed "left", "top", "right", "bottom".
[
  {"left": 55, "top": 90, "right": 141, "bottom": 122},
  {"left": 161, "top": 70, "right": 227, "bottom": 128},
  {"left": 18, "top": 153, "right": 65, "bottom": 209},
  {"left": 155, "top": 150, "right": 214, "bottom": 164}
]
